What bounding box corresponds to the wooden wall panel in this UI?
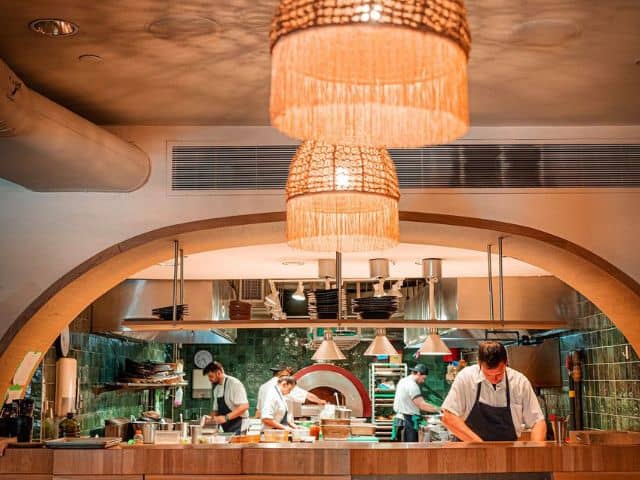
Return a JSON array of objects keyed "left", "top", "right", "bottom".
[
  {"left": 0, "top": 449, "right": 53, "bottom": 474},
  {"left": 243, "top": 447, "right": 350, "bottom": 476}
]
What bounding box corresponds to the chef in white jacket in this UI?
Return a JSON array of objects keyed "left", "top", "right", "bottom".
[
  {"left": 261, "top": 376, "right": 297, "bottom": 431},
  {"left": 255, "top": 365, "right": 326, "bottom": 418}
]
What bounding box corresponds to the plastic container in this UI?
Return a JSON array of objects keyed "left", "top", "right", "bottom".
[
  {"left": 262, "top": 429, "right": 289, "bottom": 443},
  {"left": 291, "top": 427, "right": 310, "bottom": 442}
]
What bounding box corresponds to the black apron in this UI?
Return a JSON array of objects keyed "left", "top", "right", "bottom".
[
  {"left": 274, "top": 385, "right": 289, "bottom": 426},
  {"left": 217, "top": 378, "right": 243, "bottom": 434},
  {"left": 464, "top": 373, "right": 518, "bottom": 441}
]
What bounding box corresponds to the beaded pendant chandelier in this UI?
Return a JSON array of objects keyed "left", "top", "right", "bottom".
[
  {"left": 270, "top": 0, "right": 471, "bottom": 147},
  {"left": 286, "top": 141, "right": 400, "bottom": 252}
]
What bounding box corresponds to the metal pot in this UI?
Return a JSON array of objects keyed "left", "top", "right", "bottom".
[
  {"left": 335, "top": 407, "right": 351, "bottom": 419},
  {"left": 133, "top": 422, "right": 157, "bottom": 444}
]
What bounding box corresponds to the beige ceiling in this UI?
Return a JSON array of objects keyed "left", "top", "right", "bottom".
[
  {"left": 0, "top": 0, "right": 638, "bottom": 126},
  {"left": 131, "top": 242, "right": 549, "bottom": 280}
]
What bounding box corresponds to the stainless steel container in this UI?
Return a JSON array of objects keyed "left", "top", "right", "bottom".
[
  {"left": 174, "top": 422, "right": 188, "bottom": 438},
  {"left": 335, "top": 407, "right": 352, "bottom": 419},
  {"left": 190, "top": 425, "right": 202, "bottom": 445},
  {"left": 132, "top": 422, "right": 157, "bottom": 444}
]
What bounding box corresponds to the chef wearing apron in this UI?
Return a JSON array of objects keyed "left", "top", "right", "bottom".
[
  {"left": 261, "top": 376, "right": 297, "bottom": 430},
  {"left": 441, "top": 341, "right": 546, "bottom": 442},
  {"left": 392, "top": 364, "right": 440, "bottom": 442},
  {"left": 203, "top": 361, "right": 249, "bottom": 434}
]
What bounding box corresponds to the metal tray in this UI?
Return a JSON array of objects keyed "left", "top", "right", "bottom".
[{"left": 44, "top": 437, "right": 121, "bottom": 449}]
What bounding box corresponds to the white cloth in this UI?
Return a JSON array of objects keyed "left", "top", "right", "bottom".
[
  {"left": 393, "top": 375, "right": 422, "bottom": 416},
  {"left": 212, "top": 375, "right": 249, "bottom": 418},
  {"left": 256, "top": 377, "right": 309, "bottom": 413},
  {"left": 441, "top": 364, "right": 544, "bottom": 437},
  {"left": 260, "top": 385, "right": 290, "bottom": 425}
]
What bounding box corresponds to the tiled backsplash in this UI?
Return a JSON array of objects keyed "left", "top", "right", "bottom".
[
  {"left": 28, "top": 308, "right": 172, "bottom": 437},
  {"left": 179, "top": 329, "right": 451, "bottom": 420},
  {"left": 538, "top": 297, "right": 639, "bottom": 431}
]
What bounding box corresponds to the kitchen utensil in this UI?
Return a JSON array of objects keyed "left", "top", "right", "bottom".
[
  {"left": 104, "top": 417, "right": 130, "bottom": 440},
  {"left": 45, "top": 437, "right": 121, "bottom": 449},
  {"left": 154, "top": 430, "right": 181, "bottom": 444},
  {"left": 291, "top": 427, "right": 310, "bottom": 442}
]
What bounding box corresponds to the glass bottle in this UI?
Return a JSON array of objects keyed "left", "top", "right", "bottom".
[
  {"left": 58, "top": 412, "right": 80, "bottom": 438},
  {"left": 42, "top": 402, "right": 56, "bottom": 440}
]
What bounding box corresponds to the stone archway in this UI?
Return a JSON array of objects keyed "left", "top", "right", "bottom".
[{"left": 1, "top": 211, "right": 639, "bottom": 400}]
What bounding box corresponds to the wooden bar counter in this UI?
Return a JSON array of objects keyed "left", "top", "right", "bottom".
[{"left": 1, "top": 441, "right": 639, "bottom": 480}]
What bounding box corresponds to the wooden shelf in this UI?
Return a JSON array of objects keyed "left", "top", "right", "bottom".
[{"left": 122, "top": 318, "right": 567, "bottom": 331}]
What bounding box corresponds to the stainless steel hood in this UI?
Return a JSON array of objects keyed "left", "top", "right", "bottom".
[
  {"left": 92, "top": 279, "right": 237, "bottom": 344},
  {"left": 403, "top": 276, "right": 578, "bottom": 348}
]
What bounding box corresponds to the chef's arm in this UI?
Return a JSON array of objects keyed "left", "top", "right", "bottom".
[
  {"left": 530, "top": 419, "right": 547, "bottom": 441},
  {"left": 413, "top": 396, "right": 440, "bottom": 414},
  {"left": 442, "top": 409, "right": 483, "bottom": 442},
  {"left": 306, "top": 392, "right": 327, "bottom": 405},
  {"left": 212, "top": 403, "right": 249, "bottom": 425},
  {"left": 262, "top": 417, "right": 289, "bottom": 430},
  {"left": 254, "top": 408, "right": 262, "bottom": 419}
]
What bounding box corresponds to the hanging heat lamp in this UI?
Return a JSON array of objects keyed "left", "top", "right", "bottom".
[
  {"left": 286, "top": 141, "right": 400, "bottom": 252},
  {"left": 312, "top": 330, "right": 346, "bottom": 362},
  {"left": 364, "top": 328, "right": 398, "bottom": 356},
  {"left": 270, "top": 0, "right": 471, "bottom": 147},
  {"left": 418, "top": 258, "right": 451, "bottom": 356}
]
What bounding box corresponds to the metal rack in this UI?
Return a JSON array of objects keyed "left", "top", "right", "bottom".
[{"left": 369, "top": 362, "right": 407, "bottom": 441}]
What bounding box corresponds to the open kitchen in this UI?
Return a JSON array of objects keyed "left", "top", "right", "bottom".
[{"left": 1, "top": 0, "right": 640, "bottom": 479}]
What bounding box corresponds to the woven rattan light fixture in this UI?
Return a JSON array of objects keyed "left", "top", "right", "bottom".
[
  {"left": 286, "top": 141, "right": 400, "bottom": 252},
  {"left": 270, "top": 0, "right": 471, "bottom": 147}
]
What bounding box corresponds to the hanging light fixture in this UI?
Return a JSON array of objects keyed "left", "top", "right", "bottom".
[
  {"left": 292, "top": 281, "right": 306, "bottom": 301},
  {"left": 286, "top": 141, "right": 400, "bottom": 252},
  {"left": 312, "top": 331, "right": 346, "bottom": 362},
  {"left": 418, "top": 259, "right": 451, "bottom": 356},
  {"left": 270, "top": 0, "right": 471, "bottom": 147},
  {"left": 364, "top": 328, "right": 398, "bottom": 356}
]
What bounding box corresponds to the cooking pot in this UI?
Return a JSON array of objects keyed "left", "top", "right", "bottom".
[{"left": 132, "top": 422, "right": 156, "bottom": 444}]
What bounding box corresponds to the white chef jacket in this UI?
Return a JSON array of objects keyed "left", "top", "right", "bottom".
[
  {"left": 441, "top": 365, "right": 544, "bottom": 437},
  {"left": 256, "top": 377, "right": 309, "bottom": 413},
  {"left": 260, "top": 384, "right": 290, "bottom": 426},
  {"left": 212, "top": 375, "right": 249, "bottom": 418}
]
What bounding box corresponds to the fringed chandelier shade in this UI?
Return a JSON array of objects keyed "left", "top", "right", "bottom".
[
  {"left": 286, "top": 141, "right": 400, "bottom": 252},
  {"left": 270, "top": 0, "right": 471, "bottom": 147}
]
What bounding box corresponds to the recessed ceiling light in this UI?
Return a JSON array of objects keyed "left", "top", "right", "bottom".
[
  {"left": 282, "top": 260, "right": 305, "bottom": 266},
  {"left": 29, "top": 19, "right": 79, "bottom": 37},
  {"left": 78, "top": 54, "right": 103, "bottom": 64}
]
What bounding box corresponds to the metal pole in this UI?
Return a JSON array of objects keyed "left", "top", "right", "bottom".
[
  {"left": 172, "top": 240, "right": 179, "bottom": 322},
  {"left": 179, "top": 248, "right": 185, "bottom": 306},
  {"left": 498, "top": 237, "right": 504, "bottom": 324},
  {"left": 487, "top": 244, "right": 494, "bottom": 322},
  {"left": 336, "top": 251, "right": 342, "bottom": 321}
]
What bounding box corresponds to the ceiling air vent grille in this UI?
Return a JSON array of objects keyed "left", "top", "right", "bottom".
[{"left": 171, "top": 144, "right": 640, "bottom": 191}]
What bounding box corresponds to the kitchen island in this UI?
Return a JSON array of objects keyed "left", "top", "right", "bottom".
[{"left": 1, "top": 441, "right": 639, "bottom": 480}]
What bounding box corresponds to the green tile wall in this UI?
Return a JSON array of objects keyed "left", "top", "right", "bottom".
[
  {"left": 28, "top": 308, "right": 172, "bottom": 438},
  {"left": 539, "top": 297, "right": 639, "bottom": 431},
  {"left": 178, "top": 329, "right": 452, "bottom": 420}
]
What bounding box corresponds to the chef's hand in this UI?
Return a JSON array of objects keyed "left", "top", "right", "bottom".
[
  {"left": 213, "top": 415, "right": 227, "bottom": 425},
  {"left": 200, "top": 415, "right": 211, "bottom": 427}
]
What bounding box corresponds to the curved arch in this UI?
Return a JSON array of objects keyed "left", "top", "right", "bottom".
[{"left": 2, "top": 211, "right": 639, "bottom": 399}]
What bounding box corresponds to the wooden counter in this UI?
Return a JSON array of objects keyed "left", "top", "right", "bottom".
[{"left": 1, "top": 442, "right": 639, "bottom": 479}]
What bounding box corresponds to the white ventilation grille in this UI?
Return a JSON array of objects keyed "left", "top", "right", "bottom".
[{"left": 171, "top": 144, "right": 640, "bottom": 191}]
